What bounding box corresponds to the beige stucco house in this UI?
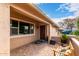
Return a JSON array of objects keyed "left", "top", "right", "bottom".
[
  {"left": 0, "top": 3, "right": 60, "bottom": 55},
  {"left": 10, "top": 3, "right": 60, "bottom": 50}
]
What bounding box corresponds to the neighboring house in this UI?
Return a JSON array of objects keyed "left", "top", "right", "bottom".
[{"left": 10, "top": 3, "right": 60, "bottom": 50}]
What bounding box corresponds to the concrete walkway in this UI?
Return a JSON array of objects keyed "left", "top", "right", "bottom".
[{"left": 10, "top": 43, "right": 60, "bottom": 56}]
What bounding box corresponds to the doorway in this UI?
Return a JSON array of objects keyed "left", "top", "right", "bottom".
[{"left": 40, "top": 25, "right": 46, "bottom": 39}]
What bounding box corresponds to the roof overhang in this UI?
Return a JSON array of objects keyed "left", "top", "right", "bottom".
[{"left": 10, "top": 3, "right": 59, "bottom": 29}]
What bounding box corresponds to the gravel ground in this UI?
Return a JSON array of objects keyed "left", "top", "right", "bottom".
[{"left": 10, "top": 43, "right": 61, "bottom": 56}]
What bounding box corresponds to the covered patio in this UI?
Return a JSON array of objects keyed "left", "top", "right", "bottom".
[
  {"left": 10, "top": 3, "right": 75, "bottom": 56},
  {"left": 10, "top": 3, "right": 59, "bottom": 50},
  {"left": 10, "top": 41, "right": 74, "bottom": 56}
]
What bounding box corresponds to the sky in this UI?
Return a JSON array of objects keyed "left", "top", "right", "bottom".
[{"left": 36, "top": 3, "right": 79, "bottom": 23}]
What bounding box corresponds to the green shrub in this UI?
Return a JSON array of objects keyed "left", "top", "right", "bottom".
[
  {"left": 71, "top": 30, "right": 79, "bottom": 36},
  {"left": 61, "top": 34, "right": 69, "bottom": 43}
]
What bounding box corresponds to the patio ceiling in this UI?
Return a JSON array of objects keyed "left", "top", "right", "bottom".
[
  {"left": 10, "top": 3, "right": 49, "bottom": 25},
  {"left": 10, "top": 6, "right": 48, "bottom": 25},
  {"left": 10, "top": 3, "right": 59, "bottom": 28}
]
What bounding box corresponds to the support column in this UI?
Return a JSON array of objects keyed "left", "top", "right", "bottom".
[
  {"left": 47, "top": 24, "right": 51, "bottom": 44},
  {"left": 0, "top": 4, "right": 10, "bottom": 56}
]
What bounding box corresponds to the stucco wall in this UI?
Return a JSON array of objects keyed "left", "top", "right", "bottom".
[
  {"left": 49, "top": 25, "right": 60, "bottom": 42},
  {"left": 0, "top": 4, "right": 10, "bottom": 55},
  {"left": 10, "top": 23, "right": 40, "bottom": 50},
  {"left": 71, "top": 38, "right": 79, "bottom": 56},
  {"left": 10, "top": 35, "right": 36, "bottom": 50},
  {"left": 50, "top": 25, "right": 59, "bottom": 37}
]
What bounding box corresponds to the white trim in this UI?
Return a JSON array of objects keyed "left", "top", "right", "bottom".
[
  {"left": 10, "top": 27, "right": 18, "bottom": 28},
  {"left": 10, "top": 34, "right": 35, "bottom": 39},
  {"left": 18, "top": 21, "right": 19, "bottom": 35},
  {"left": 10, "top": 17, "right": 35, "bottom": 37}
]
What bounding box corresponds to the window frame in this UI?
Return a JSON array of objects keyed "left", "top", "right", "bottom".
[{"left": 10, "top": 17, "right": 35, "bottom": 38}]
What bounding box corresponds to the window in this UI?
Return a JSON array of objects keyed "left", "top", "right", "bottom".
[
  {"left": 19, "top": 22, "right": 30, "bottom": 34},
  {"left": 10, "top": 19, "right": 34, "bottom": 36},
  {"left": 10, "top": 20, "right": 18, "bottom": 35}
]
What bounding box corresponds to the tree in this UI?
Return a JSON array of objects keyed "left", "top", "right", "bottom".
[
  {"left": 76, "top": 17, "right": 79, "bottom": 30},
  {"left": 63, "top": 18, "right": 75, "bottom": 32},
  {"left": 58, "top": 22, "right": 65, "bottom": 28}
]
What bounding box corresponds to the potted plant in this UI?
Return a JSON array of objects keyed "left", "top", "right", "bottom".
[{"left": 61, "top": 34, "right": 69, "bottom": 44}]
